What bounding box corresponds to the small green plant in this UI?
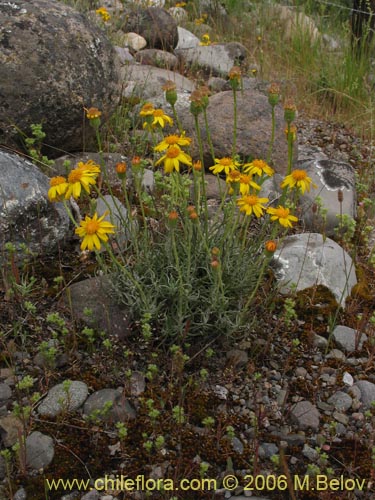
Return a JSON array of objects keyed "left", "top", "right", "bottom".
[
  {"left": 24, "top": 123, "right": 55, "bottom": 172},
  {"left": 283, "top": 298, "right": 298, "bottom": 327},
  {"left": 116, "top": 422, "right": 128, "bottom": 440}
]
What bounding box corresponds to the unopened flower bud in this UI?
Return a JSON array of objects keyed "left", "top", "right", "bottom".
[
  {"left": 228, "top": 66, "right": 242, "bottom": 91},
  {"left": 265, "top": 240, "right": 277, "bottom": 253},
  {"left": 163, "top": 80, "right": 177, "bottom": 107},
  {"left": 116, "top": 162, "right": 127, "bottom": 179},
  {"left": 268, "top": 83, "right": 281, "bottom": 107},
  {"left": 284, "top": 100, "right": 297, "bottom": 124},
  {"left": 168, "top": 210, "right": 179, "bottom": 221}
]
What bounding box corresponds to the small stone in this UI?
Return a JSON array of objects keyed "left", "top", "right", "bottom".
[
  {"left": 83, "top": 388, "right": 136, "bottom": 422},
  {"left": 122, "top": 32, "right": 147, "bottom": 51},
  {"left": 313, "top": 334, "right": 328, "bottom": 349},
  {"left": 213, "top": 385, "right": 228, "bottom": 400},
  {"left": 13, "top": 488, "right": 27, "bottom": 500},
  {"left": 130, "top": 372, "right": 146, "bottom": 396},
  {"left": 332, "top": 325, "right": 367, "bottom": 352},
  {"left": 259, "top": 442, "right": 278, "bottom": 458},
  {"left": 302, "top": 444, "right": 319, "bottom": 461},
  {"left": 353, "top": 380, "right": 375, "bottom": 409},
  {"left": 26, "top": 431, "right": 54, "bottom": 470},
  {"left": 231, "top": 437, "right": 244, "bottom": 454},
  {"left": 290, "top": 401, "right": 320, "bottom": 431},
  {"left": 327, "top": 391, "right": 352, "bottom": 411},
  {"left": 226, "top": 349, "right": 248, "bottom": 369},
  {"left": 326, "top": 349, "right": 346, "bottom": 361},
  {"left": 37, "top": 380, "right": 88, "bottom": 417},
  {"left": 0, "top": 415, "right": 23, "bottom": 447},
  {"left": 343, "top": 372, "right": 354, "bottom": 386},
  {"left": 0, "top": 384, "right": 12, "bottom": 402},
  {"left": 295, "top": 367, "right": 307, "bottom": 377},
  {"left": 333, "top": 412, "right": 349, "bottom": 425}
]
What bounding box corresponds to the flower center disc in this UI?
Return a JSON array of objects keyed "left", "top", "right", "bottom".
[
  {"left": 86, "top": 221, "right": 100, "bottom": 235},
  {"left": 244, "top": 195, "right": 258, "bottom": 205},
  {"left": 166, "top": 147, "right": 180, "bottom": 158},
  {"left": 292, "top": 170, "right": 307, "bottom": 180},
  {"left": 68, "top": 170, "right": 83, "bottom": 183}
]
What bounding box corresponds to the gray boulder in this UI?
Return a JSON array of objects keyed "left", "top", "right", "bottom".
[
  {"left": 178, "top": 89, "right": 294, "bottom": 171},
  {"left": 0, "top": 151, "right": 69, "bottom": 259},
  {"left": 121, "top": 65, "right": 194, "bottom": 100},
  {"left": 272, "top": 233, "right": 357, "bottom": 304},
  {"left": 175, "top": 42, "right": 247, "bottom": 76},
  {"left": 175, "top": 27, "right": 200, "bottom": 50},
  {"left": 135, "top": 48, "right": 179, "bottom": 70},
  {"left": 118, "top": 7, "right": 178, "bottom": 51},
  {"left": 0, "top": 0, "right": 120, "bottom": 156}
]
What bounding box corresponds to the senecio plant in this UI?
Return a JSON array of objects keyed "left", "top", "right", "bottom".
[{"left": 47, "top": 67, "right": 315, "bottom": 342}]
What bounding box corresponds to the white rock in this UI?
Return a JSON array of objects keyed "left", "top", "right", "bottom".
[
  {"left": 272, "top": 233, "right": 357, "bottom": 304},
  {"left": 123, "top": 32, "right": 147, "bottom": 51}
]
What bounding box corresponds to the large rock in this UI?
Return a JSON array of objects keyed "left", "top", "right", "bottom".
[
  {"left": 0, "top": 151, "right": 69, "bottom": 259},
  {"left": 178, "top": 89, "right": 294, "bottom": 171},
  {"left": 297, "top": 159, "right": 356, "bottom": 236},
  {"left": 120, "top": 65, "right": 194, "bottom": 100},
  {"left": 0, "top": 0, "right": 120, "bottom": 156},
  {"left": 272, "top": 233, "right": 357, "bottom": 304},
  {"left": 64, "top": 275, "right": 131, "bottom": 338},
  {"left": 118, "top": 7, "right": 178, "bottom": 51},
  {"left": 175, "top": 42, "right": 247, "bottom": 76}
]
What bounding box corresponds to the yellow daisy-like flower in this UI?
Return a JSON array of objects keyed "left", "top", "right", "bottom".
[
  {"left": 75, "top": 212, "right": 115, "bottom": 251},
  {"left": 155, "top": 145, "right": 192, "bottom": 173},
  {"left": 154, "top": 134, "right": 191, "bottom": 152},
  {"left": 226, "top": 170, "right": 241, "bottom": 183},
  {"left": 267, "top": 206, "right": 298, "bottom": 228},
  {"left": 95, "top": 7, "right": 110, "bottom": 22},
  {"left": 65, "top": 168, "right": 97, "bottom": 199},
  {"left": 243, "top": 159, "right": 274, "bottom": 177},
  {"left": 237, "top": 194, "right": 269, "bottom": 217},
  {"left": 77, "top": 160, "right": 100, "bottom": 176},
  {"left": 199, "top": 33, "right": 211, "bottom": 46},
  {"left": 48, "top": 176, "right": 69, "bottom": 202},
  {"left": 148, "top": 109, "right": 173, "bottom": 129},
  {"left": 239, "top": 174, "right": 261, "bottom": 195},
  {"left": 210, "top": 157, "right": 240, "bottom": 176},
  {"left": 281, "top": 169, "right": 315, "bottom": 194}
]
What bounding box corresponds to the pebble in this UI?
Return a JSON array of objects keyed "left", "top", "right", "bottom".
[
  {"left": 332, "top": 325, "right": 367, "bottom": 352},
  {"left": 37, "top": 380, "right": 88, "bottom": 417},
  {"left": 290, "top": 401, "right": 320, "bottom": 431},
  {"left": 26, "top": 431, "right": 54, "bottom": 470},
  {"left": 353, "top": 380, "right": 375, "bottom": 409},
  {"left": 0, "top": 384, "right": 12, "bottom": 402},
  {"left": 327, "top": 391, "right": 352, "bottom": 411}
]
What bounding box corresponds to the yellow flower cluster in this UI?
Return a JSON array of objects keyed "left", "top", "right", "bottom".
[
  {"left": 209, "top": 157, "right": 315, "bottom": 227},
  {"left": 154, "top": 134, "right": 192, "bottom": 174},
  {"left": 95, "top": 7, "right": 110, "bottom": 22},
  {"left": 48, "top": 160, "right": 100, "bottom": 202},
  {"left": 199, "top": 33, "right": 211, "bottom": 46},
  {"left": 140, "top": 102, "right": 173, "bottom": 130}
]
